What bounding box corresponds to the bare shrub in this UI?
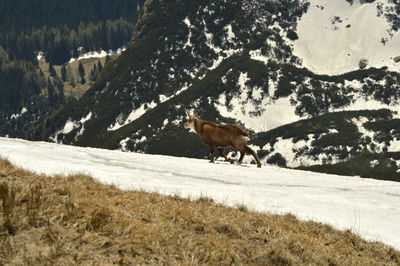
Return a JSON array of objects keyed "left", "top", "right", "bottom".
[
  {"left": 0, "top": 235, "right": 13, "bottom": 259},
  {"left": 87, "top": 208, "right": 112, "bottom": 232},
  {"left": 0, "top": 182, "right": 16, "bottom": 235},
  {"left": 26, "top": 183, "right": 43, "bottom": 227},
  {"left": 64, "top": 190, "right": 76, "bottom": 219}
]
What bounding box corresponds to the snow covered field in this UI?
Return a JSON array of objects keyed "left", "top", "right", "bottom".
[
  {"left": 1, "top": 137, "right": 399, "bottom": 250},
  {"left": 293, "top": 0, "right": 400, "bottom": 75}
]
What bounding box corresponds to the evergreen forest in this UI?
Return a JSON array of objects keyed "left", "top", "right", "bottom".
[{"left": 0, "top": 0, "right": 144, "bottom": 136}]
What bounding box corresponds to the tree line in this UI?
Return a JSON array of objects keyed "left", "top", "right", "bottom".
[
  {"left": 1, "top": 19, "right": 135, "bottom": 65},
  {"left": 0, "top": 0, "right": 143, "bottom": 31}
]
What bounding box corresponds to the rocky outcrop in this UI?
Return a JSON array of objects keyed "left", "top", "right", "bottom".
[
  {"left": 117, "top": 113, "right": 128, "bottom": 125},
  {"left": 359, "top": 58, "right": 368, "bottom": 69}
]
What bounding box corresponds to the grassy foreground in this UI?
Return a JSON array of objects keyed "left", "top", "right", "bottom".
[{"left": 0, "top": 159, "right": 399, "bottom": 265}]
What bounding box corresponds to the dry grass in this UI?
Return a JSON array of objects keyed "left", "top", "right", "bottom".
[{"left": 0, "top": 158, "right": 399, "bottom": 265}]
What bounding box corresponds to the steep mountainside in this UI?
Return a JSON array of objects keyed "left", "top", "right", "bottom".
[{"left": 31, "top": 0, "right": 400, "bottom": 181}]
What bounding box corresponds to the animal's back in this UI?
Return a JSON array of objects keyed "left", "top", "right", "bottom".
[
  {"left": 200, "top": 123, "right": 230, "bottom": 146},
  {"left": 218, "top": 124, "right": 248, "bottom": 137},
  {"left": 200, "top": 122, "right": 248, "bottom": 147}
]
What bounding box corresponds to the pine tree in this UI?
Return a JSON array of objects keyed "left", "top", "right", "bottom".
[
  {"left": 0, "top": 45, "right": 8, "bottom": 66},
  {"left": 61, "top": 64, "right": 68, "bottom": 82},
  {"left": 90, "top": 64, "right": 98, "bottom": 81},
  {"left": 69, "top": 74, "right": 77, "bottom": 88},
  {"left": 48, "top": 62, "right": 56, "bottom": 77},
  {"left": 38, "top": 69, "right": 47, "bottom": 88},
  {"left": 54, "top": 74, "right": 64, "bottom": 89},
  {"left": 58, "top": 85, "right": 65, "bottom": 104},
  {"left": 47, "top": 78, "right": 56, "bottom": 104},
  {"left": 97, "top": 60, "right": 103, "bottom": 73},
  {"left": 78, "top": 62, "right": 86, "bottom": 84},
  {"left": 105, "top": 55, "right": 111, "bottom": 65},
  {"left": 78, "top": 62, "right": 85, "bottom": 77}
]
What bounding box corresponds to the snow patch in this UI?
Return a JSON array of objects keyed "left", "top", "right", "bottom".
[
  {"left": 224, "top": 24, "right": 235, "bottom": 41},
  {"left": 249, "top": 49, "right": 269, "bottom": 65},
  {"left": 334, "top": 96, "right": 400, "bottom": 116},
  {"left": 108, "top": 101, "right": 157, "bottom": 131},
  {"left": 68, "top": 47, "right": 126, "bottom": 64},
  {"left": 1, "top": 137, "right": 400, "bottom": 250},
  {"left": 203, "top": 20, "right": 242, "bottom": 70},
  {"left": 216, "top": 86, "right": 300, "bottom": 133},
  {"left": 388, "top": 138, "right": 400, "bottom": 152},
  {"left": 10, "top": 107, "right": 28, "bottom": 119},
  {"left": 119, "top": 137, "right": 130, "bottom": 152},
  {"left": 293, "top": 0, "right": 400, "bottom": 75},
  {"left": 51, "top": 112, "right": 92, "bottom": 143},
  {"left": 183, "top": 17, "right": 193, "bottom": 48},
  {"left": 36, "top": 52, "right": 44, "bottom": 62}
]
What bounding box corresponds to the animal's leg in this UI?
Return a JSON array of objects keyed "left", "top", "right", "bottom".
[
  {"left": 238, "top": 152, "right": 245, "bottom": 164},
  {"left": 236, "top": 144, "right": 262, "bottom": 168},
  {"left": 218, "top": 148, "right": 233, "bottom": 163},
  {"left": 233, "top": 144, "right": 246, "bottom": 165},
  {"left": 245, "top": 145, "right": 262, "bottom": 168},
  {"left": 209, "top": 146, "right": 217, "bottom": 163}
]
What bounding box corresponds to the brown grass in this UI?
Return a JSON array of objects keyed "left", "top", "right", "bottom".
[
  {"left": 39, "top": 55, "right": 119, "bottom": 98},
  {"left": 0, "top": 158, "right": 399, "bottom": 265}
]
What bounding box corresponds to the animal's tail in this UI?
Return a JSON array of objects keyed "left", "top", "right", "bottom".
[{"left": 232, "top": 124, "right": 248, "bottom": 136}]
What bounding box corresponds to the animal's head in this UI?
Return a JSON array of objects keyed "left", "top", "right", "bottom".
[{"left": 184, "top": 110, "right": 199, "bottom": 130}]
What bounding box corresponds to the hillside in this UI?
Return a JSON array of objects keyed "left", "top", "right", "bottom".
[
  {"left": 1, "top": 137, "right": 400, "bottom": 251},
  {"left": 2, "top": 158, "right": 399, "bottom": 264},
  {"left": 28, "top": 0, "right": 400, "bottom": 181}
]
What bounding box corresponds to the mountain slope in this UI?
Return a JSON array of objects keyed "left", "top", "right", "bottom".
[
  {"left": 1, "top": 137, "right": 400, "bottom": 250},
  {"left": 1, "top": 157, "right": 399, "bottom": 264},
  {"left": 30, "top": 0, "right": 400, "bottom": 180}
]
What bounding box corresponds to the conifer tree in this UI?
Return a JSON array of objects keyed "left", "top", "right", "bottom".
[
  {"left": 69, "top": 74, "right": 77, "bottom": 88},
  {"left": 78, "top": 62, "right": 85, "bottom": 77},
  {"left": 68, "top": 65, "right": 77, "bottom": 88},
  {"left": 78, "top": 62, "right": 86, "bottom": 84},
  {"left": 97, "top": 60, "right": 103, "bottom": 73},
  {"left": 54, "top": 74, "right": 64, "bottom": 90},
  {"left": 47, "top": 78, "right": 56, "bottom": 104},
  {"left": 58, "top": 85, "right": 65, "bottom": 104},
  {"left": 61, "top": 64, "right": 68, "bottom": 82},
  {"left": 38, "top": 69, "right": 47, "bottom": 88},
  {"left": 90, "top": 64, "right": 98, "bottom": 81},
  {"left": 105, "top": 55, "right": 111, "bottom": 65},
  {"left": 48, "top": 62, "right": 56, "bottom": 77}
]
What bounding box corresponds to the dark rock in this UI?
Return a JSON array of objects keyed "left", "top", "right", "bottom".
[
  {"left": 117, "top": 112, "right": 128, "bottom": 125},
  {"left": 359, "top": 58, "right": 368, "bottom": 69},
  {"left": 394, "top": 56, "right": 400, "bottom": 63},
  {"left": 197, "top": 63, "right": 207, "bottom": 76},
  {"left": 287, "top": 29, "right": 299, "bottom": 41}
]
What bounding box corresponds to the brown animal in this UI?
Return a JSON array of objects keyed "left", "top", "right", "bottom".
[{"left": 184, "top": 111, "right": 262, "bottom": 168}]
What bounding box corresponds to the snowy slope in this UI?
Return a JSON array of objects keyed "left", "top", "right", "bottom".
[
  {"left": 294, "top": 0, "right": 400, "bottom": 74},
  {"left": 1, "top": 137, "right": 400, "bottom": 249},
  {"left": 68, "top": 47, "right": 126, "bottom": 63}
]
